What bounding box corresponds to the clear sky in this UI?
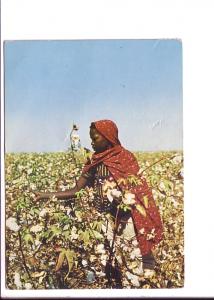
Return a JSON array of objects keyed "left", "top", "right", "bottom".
[{"left": 4, "top": 39, "right": 182, "bottom": 153}]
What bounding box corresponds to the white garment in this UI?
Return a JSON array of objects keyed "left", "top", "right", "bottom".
[
  {"left": 71, "top": 132, "right": 81, "bottom": 150},
  {"left": 101, "top": 215, "right": 144, "bottom": 282}
]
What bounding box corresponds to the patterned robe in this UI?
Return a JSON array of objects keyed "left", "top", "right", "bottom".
[{"left": 82, "top": 120, "right": 163, "bottom": 256}]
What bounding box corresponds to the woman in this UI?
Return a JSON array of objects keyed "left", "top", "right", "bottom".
[{"left": 36, "top": 119, "right": 163, "bottom": 283}]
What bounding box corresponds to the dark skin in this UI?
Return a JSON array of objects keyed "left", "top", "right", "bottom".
[{"left": 35, "top": 126, "right": 113, "bottom": 201}]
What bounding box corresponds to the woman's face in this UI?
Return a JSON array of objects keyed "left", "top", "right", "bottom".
[{"left": 90, "top": 127, "right": 112, "bottom": 153}]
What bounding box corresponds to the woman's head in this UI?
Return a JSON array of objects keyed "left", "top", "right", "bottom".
[{"left": 90, "top": 120, "right": 121, "bottom": 153}]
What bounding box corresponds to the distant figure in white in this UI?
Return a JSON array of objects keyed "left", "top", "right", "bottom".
[{"left": 70, "top": 124, "right": 81, "bottom": 151}]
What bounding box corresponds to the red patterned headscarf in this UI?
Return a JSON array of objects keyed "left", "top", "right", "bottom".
[
  {"left": 92, "top": 119, "right": 121, "bottom": 146},
  {"left": 83, "top": 120, "right": 139, "bottom": 177},
  {"left": 82, "top": 120, "right": 163, "bottom": 255}
]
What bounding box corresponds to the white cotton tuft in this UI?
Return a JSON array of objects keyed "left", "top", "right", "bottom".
[
  {"left": 30, "top": 224, "right": 43, "bottom": 233},
  {"left": 14, "top": 272, "right": 22, "bottom": 289},
  {"left": 6, "top": 217, "right": 20, "bottom": 232}
]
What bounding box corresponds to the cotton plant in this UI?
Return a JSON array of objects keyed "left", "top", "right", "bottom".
[
  {"left": 103, "top": 178, "right": 136, "bottom": 207},
  {"left": 5, "top": 151, "right": 184, "bottom": 289},
  {"left": 103, "top": 178, "right": 151, "bottom": 224}
]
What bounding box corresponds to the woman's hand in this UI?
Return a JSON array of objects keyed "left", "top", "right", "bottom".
[
  {"left": 34, "top": 192, "right": 50, "bottom": 201},
  {"left": 32, "top": 175, "right": 89, "bottom": 202}
]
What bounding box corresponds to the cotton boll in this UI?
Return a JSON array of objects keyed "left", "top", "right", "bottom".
[
  {"left": 63, "top": 224, "right": 69, "bottom": 230},
  {"left": 82, "top": 259, "right": 88, "bottom": 267},
  {"left": 130, "top": 248, "right": 141, "bottom": 259},
  {"left": 125, "top": 271, "right": 140, "bottom": 287},
  {"left": 137, "top": 168, "right": 144, "bottom": 175},
  {"left": 159, "top": 181, "right": 165, "bottom": 192},
  {"left": 115, "top": 255, "right": 123, "bottom": 264},
  {"left": 101, "top": 259, "right": 107, "bottom": 266},
  {"left": 30, "top": 224, "right": 43, "bottom": 233},
  {"left": 6, "top": 217, "right": 20, "bottom": 232},
  {"left": 70, "top": 232, "right": 78, "bottom": 241},
  {"left": 30, "top": 183, "right": 37, "bottom": 190},
  {"left": 123, "top": 192, "right": 135, "bottom": 205},
  {"left": 122, "top": 277, "right": 131, "bottom": 288},
  {"left": 100, "top": 254, "right": 108, "bottom": 266},
  {"left": 106, "top": 190, "right": 113, "bottom": 202},
  {"left": 107, "top": 188, "right": 122, "bottom": 202},
  {"left": 70, "top": 226, "right": 78, "bottom": 240},
  {"left": 39, "top": 208, "right": 48, "bottom": 218},
  {"left": 96, "top": 271, "right": 106, "bottom": 277},
  {"left": 27, "top": 168, "right": 33, "bottom": 175},
  {"left": 103, "top": 180, "right": 116, "bottom": 192},
  {"left": 176, "top": 191, "right": 183, "bottom": 197},
  {"left": 172, "top": 155, "right": 182, "bottom": 164},
  {"left": 122, "top": 245, "right": 129, "bottom": 252},
  {"left": 14, "top": 272, "right": 22, "bottom": 289},
  {"left": 86, "top": 271, "right": 95, "bottom": 284},
  {"left": 95, "top": 244, "right": 106, "bottom": 254},
  {"left": 9, "top": 253, "right": 16, "bottom": 261},
  {"left": 111, "top": 189, "right": 122, "bottom": 199},
  {"left": 133, "top": 265, "right": 144, "bottom": 276},
  {"left": 34, "top": 240, "right": 42, "bottom": 247},
  {"left": 132, "top": 239, "right": 139, "bottom": 246},
  {"left": 89, "top": 255, "right": 97, "bottom": 262},
  {"left": 24, "top": 282, "right": 32, "bottom": 289}
]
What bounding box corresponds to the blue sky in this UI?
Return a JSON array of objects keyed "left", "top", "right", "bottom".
[{"left": 4, "top": 39, "right": 182, "bottom": 152}]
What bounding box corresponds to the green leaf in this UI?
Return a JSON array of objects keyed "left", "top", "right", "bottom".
[
  {"left": 29, "top": 207, "right": 40, "bottom": 216},
  {"left": 50, "top": 225, "right": 61, "bottom": 234},
  {"left": 143, "top": 195, "right": 149, "bottom": 208},
  {"left": 136, "top": 204, "right": 147, "bottom": 217},
  {"left": 65, "top": 249, "right": 75, "bottom": 278},
  {"left": 91, "top": 221, "right": 103, "bottom": 232},
  {"left": 75, "top": 210, "right": 83, "bottom": 221},
  {"left": 127, "top": 175, "right": 141, "bottom": 186},
  {"left": 60, "top": 215, "right": 71, "bottom": 224},
  {"left": 40, "top": 230, "right": 50, "bottom": 239},
  {"left": 119, "top": 203, "right": 131, "bottom": 212},
  {"left": 79, "top": 230, "right": 90, "bottom": 246},
  {"left": 55, "top": 248, "right": 75, "bottom": 279},
  {"left": 163, "top": 179, "right": 174, "bottom": 191},
  {"left": 55, "top": 250, "right": 66, "bottom": 272},
  {"left": 91, "top": 230, "right": 103, "bottom": 240},
  {"left": 75, "top": 189, "right": 87, "bottom": 198},
  {"left": 23, "top": 233, "right": 34, "bottom": 245},
  {"left": 48, "top": 226, "right": 62, "bottom": 241},
  {"left": 149, "top": 174, "right": 160, "bottom": 187},
  {"left": 63, "top": 230, "right": 70, "bottom": 239}
]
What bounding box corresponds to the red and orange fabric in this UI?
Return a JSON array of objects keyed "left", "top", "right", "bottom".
[{"left": 82, "top": 120, "right": 163, "bottom": 255}]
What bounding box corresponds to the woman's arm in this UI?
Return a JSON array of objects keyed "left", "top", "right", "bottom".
[{"left": 35, "top": 175, "right": 89, "bottom": 201}]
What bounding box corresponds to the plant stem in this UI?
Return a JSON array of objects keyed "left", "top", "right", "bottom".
[
  {"left": 70, "top": 145, "right": 99, "bottom": 244},
  {"left": 16, "top": 211, "right": 36, "bottom": 289},
  {"left": 141, "top": 154, "right": 177, "bottom": 174}
]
